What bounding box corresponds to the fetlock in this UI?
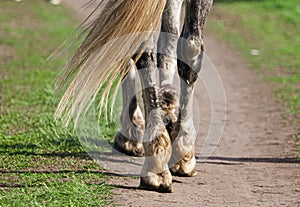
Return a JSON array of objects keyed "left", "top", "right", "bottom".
[
  {"left": 114, "top": 103, "right": 145, "bottom": 157},
  {"left": 158, "top": 85, "right": 179, "bottom": 134},
  {"left": 140, "top": 116, "right": 173, "bottom": 193},
  {"left": 169, "top": 118, "right": 197, "bottom": 177}
]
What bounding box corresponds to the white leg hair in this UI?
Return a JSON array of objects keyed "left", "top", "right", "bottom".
[
  {"left": 158, "top": 0, "right": 184, "bottom": 87},
  {"left": 137, "top": 35, "right": 173, "bottom": 193}
]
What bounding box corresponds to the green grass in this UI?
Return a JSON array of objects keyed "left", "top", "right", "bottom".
[
  {"left": 209, "top": 0, "right": 300, "bottom": 115},
  {"left": 1, "top": 172, "right": 112, "bottom": 207},
  {"left": 0, "top": 1, "right": 114, "bottom": 206}
]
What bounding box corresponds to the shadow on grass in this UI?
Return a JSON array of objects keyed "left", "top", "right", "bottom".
[
  {"left": 0, "top": 140, "right": 97, "bottom": 159},
  {"left": 0, "top": 183, "right": 26, "bottom": 188},
  {"left": 0, "top": 137, "right": 115, "bottom": 159},
  {"left": 0, "top": 146, "right": 144, "bottom": 169},
  {"left": 0, "top": 144, "right": 90, "bottom": 159},
  {"left": 0, "top": 169, "right": 130, "bottom": 178}
]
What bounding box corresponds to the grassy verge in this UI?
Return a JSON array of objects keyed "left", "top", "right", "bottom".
[
  {"left": 208, "top": 0, "right": 300, "bottom": 151},
  {"left": 0, "top": 1, "right": 114, "bottom": 206}
]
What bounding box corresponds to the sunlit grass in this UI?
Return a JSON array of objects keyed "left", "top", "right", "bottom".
[{"left": 0, "top": 1, "right": 114, "bottom": 206}]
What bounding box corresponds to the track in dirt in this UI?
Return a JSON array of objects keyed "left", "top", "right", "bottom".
[{"left": 63, "top": 1, "right": 299, "bottom": 206}]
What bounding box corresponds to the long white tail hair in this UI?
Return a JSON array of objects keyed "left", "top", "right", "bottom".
[{"left": 55, "top": 0, "right": 166, "bottom": 125}]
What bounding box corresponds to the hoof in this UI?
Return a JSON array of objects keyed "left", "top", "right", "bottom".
[
  {"left": 114, "top": 132, "right": 144, "bottom": 157},
  {"left": 170, "top": 165, "right": 197, "bottom": 177},
  {"left": 170, "top": 156, "right": 197, "bottom": 177},
  {"left": 139, "top": 170, "right": 173, "bottom": 193}
]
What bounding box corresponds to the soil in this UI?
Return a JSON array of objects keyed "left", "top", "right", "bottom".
[{"left": 62, "top": 1, "right": 300, "bottom": 206}]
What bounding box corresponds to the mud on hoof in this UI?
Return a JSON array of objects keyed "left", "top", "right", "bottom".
[
  {"left": 139, "top": 170, "right": 173, "bottom": 193},
  {"left": 114, "top": 132, "right": 144, "bottom": 157},
  {"left": 170, "top": 155, "right": 197, "bottom": 177}
]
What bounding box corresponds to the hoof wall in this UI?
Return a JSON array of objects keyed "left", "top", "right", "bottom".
[{"left": 114, "top": 132, "right": 144, "bottom": 157}]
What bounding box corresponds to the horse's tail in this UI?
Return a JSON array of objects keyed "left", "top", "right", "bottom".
[{"left": 55, "top": 0, "right": 166, "bottom": 125}]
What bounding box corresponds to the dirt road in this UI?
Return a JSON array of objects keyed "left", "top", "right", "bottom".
[{"left": 63, "top": 1, "right": 299, "bottom": 206}]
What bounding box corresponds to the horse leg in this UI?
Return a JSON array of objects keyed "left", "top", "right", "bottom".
[
  {"left": 137, "top": 38, "right": 173, "bottom": 193},
  {"left": 157, "top": 0, "right": 183, "bottom": 134},
  {"left": 158, "top": 0, "right": 183, "bottom": 87},
  {"left": 114, "top": 60, "right": 145, "bottom": 157},
  {"left": 170, "top": 0, "right": 213, "bottom": 177}
]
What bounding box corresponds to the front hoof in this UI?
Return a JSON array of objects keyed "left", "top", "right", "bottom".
[
  {"left": 114, "top": 132, "right": 144, "bottom": 157},
  {"left": 170, "top": 164, "right": 197, "bottom": 177},
  {"left": 139, "top": 171, "right": 173, "bottom": 193},
  {"left": 170, "top": 156, "right": 197, "bottom": 177}
]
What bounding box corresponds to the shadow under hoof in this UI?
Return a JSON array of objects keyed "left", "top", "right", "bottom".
[
  {"left": 114, "top": 132, "right": 144, "bottom": 157},
  {"left": 170, "top": 169, "right": 197, "bottom": 177},
  {"left": 139, "top": 180, "right": 173, "bottom": 193}
]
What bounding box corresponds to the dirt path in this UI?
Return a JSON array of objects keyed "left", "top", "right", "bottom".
[{"left": 63, "top": 1, "right": 299, "bottom": 206}]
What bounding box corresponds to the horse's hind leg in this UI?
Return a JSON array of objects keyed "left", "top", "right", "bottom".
[
  {"left": 114, "top": 60, "right": 145, "bottom": 157},
  {"left": 158, "top": 0, "right": 183, "bottom": 87},
  {"left": 137, "top": 38, "right": 173, "bottom": 193},
  {"left": 170, "top": 0, "right": 213, "bottom": 176},
  {"left": 157, "top": 0, "right": 183, "bottom": 134}
]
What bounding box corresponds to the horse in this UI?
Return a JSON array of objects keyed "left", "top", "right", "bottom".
[{"left": 55, "top": 0, "right": 213, "bottom": 193}]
